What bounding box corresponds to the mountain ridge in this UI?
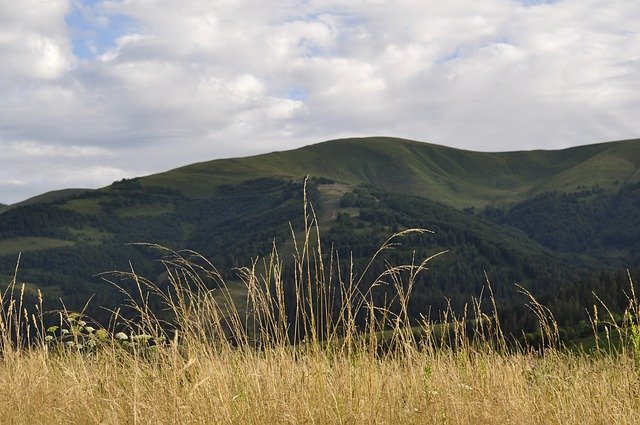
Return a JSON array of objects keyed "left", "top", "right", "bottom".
[
  {"left": 0, "top": 189, "right": 90, "bottom": 213},
  {"left": 4, "top": 136, "right": 639, "bottom": 209},
  {"left": 140, "top": 136, "right": 640, "bottom": 208}
]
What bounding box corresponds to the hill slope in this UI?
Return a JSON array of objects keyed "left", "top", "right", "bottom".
[
  {"left": 0, "top": 189, "right": 90, "bottom": 213},
  {"left": 143, "top": 137, "right": 640, "bottom": 208},
  {"left": 1, "top": 136, "right": 639, "bottom": 334}
]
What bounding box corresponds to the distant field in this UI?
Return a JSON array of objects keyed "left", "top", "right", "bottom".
[
  {"left": 62, "top": 197, "right": 104, "bottom": 215},
  {"left": 67, "top": 226, "right": 111, "bottom": 244},
  {"left": 0, "top": 237, "right": 74, "bottom": 256},
  {"left": 116, "top": 202, "right": 176, "bottom": 217}
]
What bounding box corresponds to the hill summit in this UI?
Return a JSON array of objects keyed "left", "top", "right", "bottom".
[{"left": 141, "top": 137, "right": 640, "bottom": 208}]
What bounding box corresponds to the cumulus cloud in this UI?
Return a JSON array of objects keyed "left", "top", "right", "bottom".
[
  {"left": 0, "top": 0, "right": 75, "bottom": 86},
  {"left": 0, "top": 0, "right": 639, "bottom": 203}
]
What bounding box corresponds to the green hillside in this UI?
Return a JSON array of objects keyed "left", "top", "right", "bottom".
[
  {"left": 0, "top": 189, "right": 90, "bottom": 214},
  {"left": 142, "top": 137, "right": 640, "bottom": 208},
  {"left": 1, "top": 136, "right": 639, "bottom": 338}
]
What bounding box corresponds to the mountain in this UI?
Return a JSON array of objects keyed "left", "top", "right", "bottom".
[
  {"left": 143, "top": 136, "right": 640, "bottom": 208},
  {"left": 1, "top": 136, "right": 639, "bottom": 336},
  {"left": 0, "top": 189, "right": 90, "bottom": 214}
]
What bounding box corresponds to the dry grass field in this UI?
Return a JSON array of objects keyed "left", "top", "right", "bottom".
[
  {"left": 2, "top": 202, "right": 640, "bottom": 424},
  {"left": 2, "top": 338, "right": 639, "bottom": 424}
]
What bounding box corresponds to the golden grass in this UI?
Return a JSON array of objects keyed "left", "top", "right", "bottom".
[
  {"left": 1, "top": 341, "right": 639, "bottom": 424},
  {"left": 1, "top": 186, "right": 640, "bottom": 424}
]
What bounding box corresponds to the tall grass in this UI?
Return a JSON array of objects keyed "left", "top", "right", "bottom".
[{"left": 1, "top": 188, "right": 640, "bottom": 424}]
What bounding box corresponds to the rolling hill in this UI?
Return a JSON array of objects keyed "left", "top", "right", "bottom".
[
  {"left": 1, "top": 136, "right": 639, "bottom": 335},
  {"left": 4, "top": 188, "right": 90, "bottom": 210},
  {"left": 143, "top": 136, "right": 640, "bottom": 208}
]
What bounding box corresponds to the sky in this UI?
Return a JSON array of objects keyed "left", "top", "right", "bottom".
[{"left": 1, "top": 0, "right": 639, "bottom": 204}]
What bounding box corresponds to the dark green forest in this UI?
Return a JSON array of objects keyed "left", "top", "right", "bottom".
[{"left": 1, "top": 177, "right": 639, "bottom": 342}]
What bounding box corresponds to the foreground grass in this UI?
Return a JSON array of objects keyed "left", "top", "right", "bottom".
[
  {"left": 2, "top": 190, "right": 640, "bottom": 424},
  {"left": 1, "top": 344, "right": 639, "bottom": 424}
]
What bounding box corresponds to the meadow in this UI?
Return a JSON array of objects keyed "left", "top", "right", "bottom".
[{"left": 1, "top": 198, "right": 639, "bottom": 424}]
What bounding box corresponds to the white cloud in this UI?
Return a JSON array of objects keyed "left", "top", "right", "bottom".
[
  {"left": 0, "top": 0, "right": 639, "bottom": 203},
  {"left": 0, "top": 0, "right": 75, "bottom": 86},
  {"left": 2, "top": 141, "right": 114, "bottom": 159}
]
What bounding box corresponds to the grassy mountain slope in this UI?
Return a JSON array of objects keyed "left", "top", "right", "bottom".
[
  {"left": 1, "top": 136, "right": 639, "bottom": 334},
  {"left": 142, "top": 137, "right": 640, "bottom": 208},
  {"left": 1, "top": 189, "right": 90, "bottom": 214}
]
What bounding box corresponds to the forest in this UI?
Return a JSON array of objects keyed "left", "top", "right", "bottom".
[{"left": 1, "top": 174, "right": 639, "bottom": 345}]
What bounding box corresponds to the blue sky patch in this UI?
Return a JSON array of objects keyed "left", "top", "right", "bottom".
[
  {"left": 65, "top": 1, "right": 136, "bottom": 59},
  {"left": 437, "top": 47, "right": 462, "bottom": 64},
  {"left": 517, "top": 0, "right": 557, "bottom": 6},
  {"left": 287, "top": 88, "right": 309, "bottom": 102}
]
